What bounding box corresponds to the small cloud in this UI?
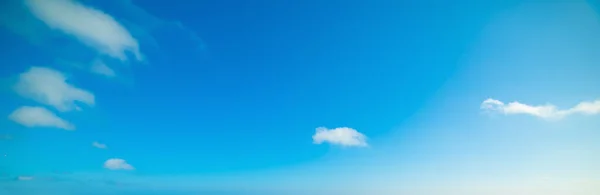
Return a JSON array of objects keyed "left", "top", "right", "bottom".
[
  {"left": 481, "top": 98, "right": 600, "bottom": 120},
  {"left": 17, "top": 176, "right": 34, "bottom": 181},
  {"left": 24, "top": 0, "right": 143, "bottom": 61},
  {"left": 14, "top": 67, "right": 95, "bottom": 112},
  {"left": 92, "top": 141, "right": 107, "bottom": 149},
  {"left": 90, "top": 61, "right": 116, "bottom": 77},
  {"left": 104, "top": 158, "right": 134, "bottom": 170},
  {"left": 8, "top": 106, "right": 75, "bottom": 130},
  {"left": 312, "top": 127, "right": 368, "bottom": 147}
]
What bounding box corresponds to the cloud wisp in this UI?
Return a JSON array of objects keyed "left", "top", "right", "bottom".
[
  {"left": 481, "top": 98, "right": 600, "bottom": 120},
  {"left": 1, "top": 0, "right": 206, "bottom": 79},
  {"left": 312, "top": 127, "right": 368, "bottom": 147},
  {"left": 14, "top": 67, "right": 95, "bottom": 112},
  {"left": 8, "top": 106, "right": 75, "bottom": 130},
  {"left": 92, "top": 141, "right": 107, "bottom": 149},
  {"left": 90, "top": 60, "right": 116, "bottom": 77},
  {"left": 17, "top": 176, "right": 34, "bottom": 181},
  {"left": 104, "top": 158, "right": 134, "bottom": 170},
  {"left": 24, "top": 0, "right": 142, "bottom": 61}
]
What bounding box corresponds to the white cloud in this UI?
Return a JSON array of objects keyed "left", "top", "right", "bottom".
[
  {"left": 312, "top": 127, "right": 368, "bottom": 147},
  {"left": 24, "top": 0, "right": 143, "bottom": 61},
  {"left": 92, "top": 141, "right": 107, "bottom": 149},
  {"left": 569, "top": 100, "right": 600, "bottom": 115},
  {"left": 8, "top": 106, "right": 75, "bottom": 130},
  {"left": 104, "top": 158, "right": 134, "bottom": 170},
  {"left": 481, "top": 98, "right": 600, "bottom": 119},
  {"left": 90, "top": 61, "right": 116, "bottom": 77},
  {"left": 14, "top": 67, "right": 95, "bottom": 112}
]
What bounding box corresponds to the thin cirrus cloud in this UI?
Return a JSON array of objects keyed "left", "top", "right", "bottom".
[
  {"left": 104, "top": 158, "right": 134, "bottom": 170},
  {"left": 8, "top": 106, "right": 75, "bottom": 130},
  {"left": 14, "top": 66, "right": 95, "bottom": 112},
  {"left": 92, "top": 141, "right": 107, "bottom": 149},
  {"left": 312, "top": 127, "right": 368, "bottom": 147},
  {"left": 90, "top": 60, "right": 116, "bottom": 77},
  {"left": 4, "top": 0, "right": 206, "bottom": 79},
  {"left": 24, "top": 0, "right": 143, "bottom": 61},
  {"left": 481, "top": 98, "right": 600, "bottom": 119},
  {"left": 17, "top": 176, "right": 34, "bottom": 181}
]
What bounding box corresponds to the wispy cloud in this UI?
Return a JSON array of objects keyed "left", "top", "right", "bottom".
[
  {"left": 9, "top": 106, "right": 75, "bottom": 130},
  {"left": 24, "top": 0, "right": 142, "bottom": 61},
  {"left": 312, "top": 127, "right": 368, "bottom": 147},
  {"left": 14, "top": 67, "right": 95, "bottom": 112},
  {"left": 481, "top": 98, "right": 600, "bottom": 120},
  {"left": 17, "top": 176, "right": 34, "bottom": 181},
  {"left": 90, "top": 60, "right": 116, "bottom": 77},
  {"left": 2, "top": 0, "right": 205, "bottom": 79},
  {"left": 92, "top": 141, "right": 107, "bottom": 149},
  {"left": 104, "top": 158, "right": 134, "bottom": 170}
]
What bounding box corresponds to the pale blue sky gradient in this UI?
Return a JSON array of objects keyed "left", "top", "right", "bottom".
[{"left": 1, "top": 0, "right": 599, "bottom": 194}]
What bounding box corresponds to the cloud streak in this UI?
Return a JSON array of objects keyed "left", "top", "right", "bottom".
[
  {"left": 481, "top": 98, "right": 600, "bottom": 119},
  {"left": 14, "top": 67, "right": 95, "bottom": 112},
  {"left": 90, "top": 60, "right": 116, "bottom": 77},
  {"left": 24, "top": 0, "right": 142, "bottom": 61},
  {"left": 17, "top": 176, "right": 34, "bottom": 181},
  {"left": 8, "top": 106, "right": 74, "bottom": 130},
  {"left": 2, "top": 0, "right": 205, "bottom": 79},
  {"left": 312, "top": 127, "right": 368, "bottom": 147},
  {"left": 92, "top": 141, "right": 107, "bottom": 149}
]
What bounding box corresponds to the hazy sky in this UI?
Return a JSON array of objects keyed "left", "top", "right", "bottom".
[{"left": 1, "top": 0, "right": 599, "bottom": 194}]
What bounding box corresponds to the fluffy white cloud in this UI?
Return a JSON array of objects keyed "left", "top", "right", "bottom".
[
  {"left": 569, "top": 100, "right": 600, "bottom": 115},
  {"left": 104, "top": 158, "right": 134, "bottom": 170},
  {"left": 90, "top": 61, "right": 116, "bottom": 77},
  {"left": 481, "top": 98, "right": 600, "bottom": 119},
  {"left": 312, "top": 127, "right": 368, "bottom": 147},
  {"left": 92, "top": 141, "right": 107, "bottom": 149},
  {"left": 8, "top": 106, "right": 75, "bottom": 130},
  {"left": 24, "top": 0, "right": 143, "bottom": 61},
  {"left": 14, "top": 67, "right": 95, "bottom": 112}
]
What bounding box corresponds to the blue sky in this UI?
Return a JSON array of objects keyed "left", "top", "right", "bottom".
[{"left": 1, "top": 0, "right": 599, "bottom": 194}]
